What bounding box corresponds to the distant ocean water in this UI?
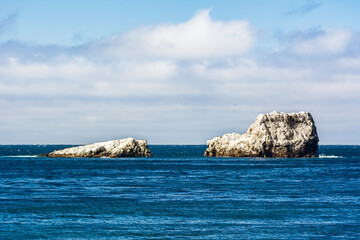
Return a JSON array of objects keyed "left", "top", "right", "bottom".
[{"left": 0, "top": 145, "right": 359, "bottom": 239}]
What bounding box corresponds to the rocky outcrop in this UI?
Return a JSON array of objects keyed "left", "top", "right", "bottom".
[
  {"left": 42, "top": 138, "right": 152, "bottom": 158},
  {"left": 204, "top": 111, "right": 319, "bottom": 158}
]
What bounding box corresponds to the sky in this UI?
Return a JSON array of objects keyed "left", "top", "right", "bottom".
[{"left": 0, "top": 0, "right": 360, "bottom": 144}]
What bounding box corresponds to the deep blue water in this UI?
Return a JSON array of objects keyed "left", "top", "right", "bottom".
[{"left": 0, "top": 145, "right": 359, "bottom": 239}]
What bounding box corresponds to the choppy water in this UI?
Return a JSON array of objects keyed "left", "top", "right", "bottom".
[{"left": 0, "top": 145, "right": 359, "bottom": 239}]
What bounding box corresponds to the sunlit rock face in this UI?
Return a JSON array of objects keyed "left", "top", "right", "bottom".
[
  {"left": 42, "top": 138, "right": 152, "bottom": 158},
  {"left": 204, "top": 111, "right": 319, "bottom": 158}
]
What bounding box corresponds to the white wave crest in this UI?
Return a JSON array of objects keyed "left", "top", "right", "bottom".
[
  {"left": 7, "top": 155, "right": 38, "bottom": 158},
  {"left": 319, "top": 155, "right": 343, "bottom": 158}
]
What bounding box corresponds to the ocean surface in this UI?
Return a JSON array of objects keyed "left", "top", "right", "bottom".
[{"left": 0, "top": 145, "right": 359, "bottom": 239}]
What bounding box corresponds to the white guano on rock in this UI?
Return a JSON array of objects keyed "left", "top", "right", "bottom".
[
  {"left": 42, "top": 138, "right": 152, "bottom": 158},
  {"left": 204, "top": 111, "right": 319, "bottom": 158}
]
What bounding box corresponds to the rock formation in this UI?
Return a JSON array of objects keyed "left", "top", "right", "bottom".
[
  {"left": 204, "top": 111, "right": 319, "bottom": 158},
  {"left": 42, "top": 138, "right": 152, "bottom": 158}
]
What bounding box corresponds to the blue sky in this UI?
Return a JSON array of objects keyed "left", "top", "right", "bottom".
[
  {"left": 1, "top": 0, "right": 359, "bottom": 46},
  {"left": 1, "top": 0, "right": 360, "bottom": 144}
]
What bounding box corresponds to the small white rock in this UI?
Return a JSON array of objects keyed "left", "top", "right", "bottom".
[{"left": 44, "top": 137, "right": 152, "bottom": 158}]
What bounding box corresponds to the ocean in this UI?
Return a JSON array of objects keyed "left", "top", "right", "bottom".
[{"left": 0, "top": 145, "right": 359, "bottom": 239}]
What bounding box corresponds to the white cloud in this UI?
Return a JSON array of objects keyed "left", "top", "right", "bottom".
[
  {"left": 291, "top": 29, "right": 351, "bottom": 56},
  {"left": 90, "top": 9, "right": 256, "bottom": 60}
]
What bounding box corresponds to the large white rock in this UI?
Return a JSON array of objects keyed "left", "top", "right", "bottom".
[
  {"left": 204, "top": 111, "right": 319, "bottom": 158},
  {"left": 43, "top": 138, "right": 152, "bottom": 158}
]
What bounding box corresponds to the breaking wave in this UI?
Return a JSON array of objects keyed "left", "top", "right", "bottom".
[
  {"left": 319, "top": 154, "right": 343, "bottom": 158},
  {"left": 6, "top": 155, "right": 38, "bottom": 158}
]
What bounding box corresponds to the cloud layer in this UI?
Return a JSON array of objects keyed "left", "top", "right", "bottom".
[{"left": 1, "top": 10, "right": 360, "bottom": 144}]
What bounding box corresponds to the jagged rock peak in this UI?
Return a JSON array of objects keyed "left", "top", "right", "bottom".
[
  {"left": 42, "top": 137, "right": 152, "bottom": 158},
  {"left": 204, "top": 111, "right": 319, "bottom": 158}
]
